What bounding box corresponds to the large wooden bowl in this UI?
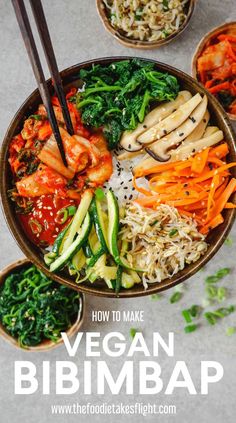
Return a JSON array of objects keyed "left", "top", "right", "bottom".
[
  {"left": 96, "top": 0, "right": 196, "bottom": 49},
  {"left": 192, "top": 22, "right": 236, "bottom": 121},
  {"left": 0, "top": 259, "right": 84, "bottom": 351},
  {"left": 1, "top": 57, "right": 236, "bottom": 298}
]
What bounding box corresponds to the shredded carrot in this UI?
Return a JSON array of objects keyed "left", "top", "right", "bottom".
[
  {"left": 191, "top": 148, "right": 210, "bottom": 174},
  {"left": 133, "top": 144, "right": 236, "bottom": 234},
  {"left": 224, "top": 202, "right": 236, "bottom": 209},
  {"left": 206, "top": 178, "right": 236, "bottom": 221},
  {"left": 200, "top": 214, "right": 224, "bottom": 235}
]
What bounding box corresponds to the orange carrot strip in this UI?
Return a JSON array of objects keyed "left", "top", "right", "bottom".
[
  {"left": 208, "top": 143, "right": 229, "bottom": 159},
  {"left": 224, "top": 202, "right": 236, "bottom": 209},
  {"left": 206, "top": 174, "right": 220, "bottom": 219},
  {"left": 191, "top": 148, "right": 210, "bottom": 174},
  {"left": 189, "top": 163, "right": 236, "bottom": 184},
  {"left": 134, "top": 160, "right": 183, "bottom": 177},
  {"left": 200, "top": 214, "right": 224, "bottom": 235},
  {"left": 206, "top": 178, "right": 236, "bottom": 221},
  {"left": 133, "top": 177, "right": 152, "bottom": 196}
]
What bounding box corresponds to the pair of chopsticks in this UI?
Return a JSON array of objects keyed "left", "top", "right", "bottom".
[{"left": 12, "top": 0, "right": 73, "bottom": 166}]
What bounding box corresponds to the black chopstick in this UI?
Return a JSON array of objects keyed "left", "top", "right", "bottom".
[
  {"left": 11, "top": 0, "right": 68, "bottom": 167},
  {"left": 29, "top": 0, "right": 74, "bottom": 136}
]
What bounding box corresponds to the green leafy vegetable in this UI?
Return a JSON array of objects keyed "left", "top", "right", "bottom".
[
  {"left": 77, "top": 59, "right": 179, "bottom": 149},
  {"left": 0, "top": 265, "right": 81, "bottom": 347}
]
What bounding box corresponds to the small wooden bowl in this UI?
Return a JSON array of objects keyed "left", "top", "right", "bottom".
[
  {"left": 96, "top": 0, "right": 196, "bottom": 49},
  {"left": 1, "top": 57, "right": 236, "bottom": 298},
  {"left": 192, "top": 22, "right": 236, "bottom": 121},
  {"left": 0, "top": 259, "right": 84, "bottom": 351}
]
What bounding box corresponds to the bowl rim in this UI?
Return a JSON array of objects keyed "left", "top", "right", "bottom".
[
  {"left": 0, "top": 56, "right": 236, "bottom": 298},
  {"left": 191, "top": 21, "right": 236, "bottom": 121},
  {"left": 0, "top": 258, "right": 85, "bottom": 351},
  {"left": 96, "top": 0, "right": 196, "bottom": 49}
]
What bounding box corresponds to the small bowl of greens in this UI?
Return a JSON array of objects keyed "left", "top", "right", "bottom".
[{"left": 0, "top": 259, "right": 84, "bottom": 351}]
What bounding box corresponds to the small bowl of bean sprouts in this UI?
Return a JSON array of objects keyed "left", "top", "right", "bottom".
[{"left": 96, "top": 0, "right": 196, "bottom": 49}]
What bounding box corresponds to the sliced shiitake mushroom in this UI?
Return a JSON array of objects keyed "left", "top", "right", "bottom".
[
  {"left": 145, "top": 95, "right": 208, "bottom": 162},
  {"left": 203, "top": 126, "right": 219, "bottom": 137},
  {"left": 119, "top": 91, "right": 192, "bottom": 152},
  {"left": 137, "top": 93, "right": 202, "bottom": 145},
  {"left": 184, "top": 110, "right": 210, "bottom": 144},
  {"left": 170, "top": 130, "right": 224, "bottom": 161}
]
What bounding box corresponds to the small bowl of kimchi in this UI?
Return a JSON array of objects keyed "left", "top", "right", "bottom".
[{"left": 192, "top": 22, "right": 236, "bottom": 121}]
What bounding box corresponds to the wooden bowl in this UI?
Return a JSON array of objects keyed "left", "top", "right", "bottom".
[
  {"left": 0, "top": 259, "right": 84, "bottom": 351},
  {"left": 96, "top": 0, "right": 196, "bottom": 49},
  {"left": 192, "top": 22, "right": 236, "bottom": 121},
  {"left": 1, "top": 57, "right": 236, "bottom": 298}
]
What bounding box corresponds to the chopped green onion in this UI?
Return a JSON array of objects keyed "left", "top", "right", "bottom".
[
  {"left": 226, "top": 327, "right": 236, "bottom": 336},
  {"left": 205, "top": 267, "right": 230, "bottom": 284},
  {"left": 55, "top": 205, "right": 76, "bottom": 224},
  {"left": 130, "top": 328, "right": 138, "bottom": 338},
  {"left": 182, "top": 309, "right": 192, "bottom": 324},
  {"left": 95, "top": 188, "right": 105, "bottom": 200},
  {"left": 170, "top": 291, "right": 182, "bottom": 304},
  {"left": 217, "top": 287, "right": 227, "bottom": 302},
  {"left": 163, "top": 0, "right": 169, "bottom": 11},
  {"left": 67, "top": 205, "right": 77, "bottom": 216},
  {"left": 150, "top": 220, "right": 158, "bottom": 227},
  {"left": 216, "top": 268, "right": 230, "bottom": 278},
  {"left": 205, "top": 285, "right": 217, "bottom": 298},
  {"left": 204, "top": 312, "right": 216, "bottom": 325},
  {"left": 29, "top": 218, "right": 42, "bottom": 234},
  {"left": 204, "top": 306, "right": 235, "bottom": 325},
  {"left": 184, "top": 324, "right": 198, "bottom": 333},
  {"left": 55, "top": 208, "right": 68, "bottom": 224},
  {"left": 151, "top": 293, "right": 161, "bottom": 300},
  {"left": 169, "top": 229, "right": 178, "bottom": 237},
  {"left": 205, "top": 275, "right": 219, "bottom": 284},
  {"left": 189, "top": 305, "right": 201, "bottom": 318},
  {"left": 225, "top": 237, "right": 233, "bottom": 246},
  {"left": 29, "top": 114, "right": 42, "bottom": 120}
]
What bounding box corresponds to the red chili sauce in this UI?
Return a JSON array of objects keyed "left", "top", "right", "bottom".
[{"left": 18, "top": 194, "right": 79, "bottom": 247}]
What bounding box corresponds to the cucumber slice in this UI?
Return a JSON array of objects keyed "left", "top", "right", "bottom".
[
  {"left": 107, "top": 190, "right": 120, "bottom": 261},
  {"left": 87, "top": 247, "right": 105, "bottom": 268},
  {"left": 72, "top": 249, "right": 86, "bottom": 271},
  {"left": 50, "top": 213, "right": 92, "bottom": 272},
  {"left": 107, "top": 190, "right": 145, "bottom": 272},
  {"left": 121, "top": 272, "right": 135, "bottom": 289},
  {"left": 52, "top": 223, "right": 70, "bottom": 255},
  {"left": 90, "top": 198, "right": 108, "bottom": 252},
  {"left": 61, "top": 190, "right": 93, "bottom": 253},
  {"left": 115, "top": 266, "right": 122, "bottom": 294}
]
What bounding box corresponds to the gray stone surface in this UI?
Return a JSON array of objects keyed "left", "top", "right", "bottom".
[{"left": 0, "top": 0, "right": 236, "bottom": 422}]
